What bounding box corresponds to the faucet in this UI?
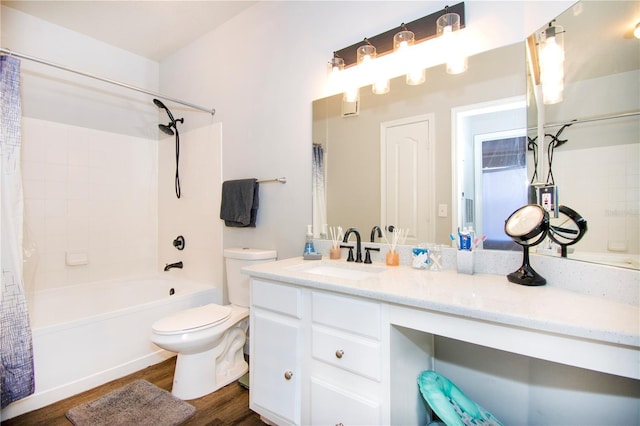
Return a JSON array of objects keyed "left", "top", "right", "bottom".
[
  {"left": 370, "top": 226, "right": 382, "bottom": 242},
  {"left": 164, "top": 261, "right": 183, "bottom": 271},
  {"left": 342, "top": 228, "right": 363, "bottom": 263}
]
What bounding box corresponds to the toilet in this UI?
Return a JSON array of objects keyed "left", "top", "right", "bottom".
[{"left": 151, "top": 247, "right": 277, "bottom": 400}]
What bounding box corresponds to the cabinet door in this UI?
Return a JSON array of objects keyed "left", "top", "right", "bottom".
[
  {"left": 311, "top": 377, "right": 380, "bottom": 426},
  {"left": 251, "top": 309, "right": 301, "bottom": 425}
]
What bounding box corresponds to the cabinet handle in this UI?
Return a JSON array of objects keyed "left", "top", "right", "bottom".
[
  {"left": 335, "top": 349, "right": 344, "bottom": 359},
  {"left": 284, "top": 370, "right": 293, "bottom": 380}
]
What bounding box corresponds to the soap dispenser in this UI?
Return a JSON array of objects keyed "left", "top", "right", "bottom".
[{"left": 304, "top": 225, "right": 316, "bottom": 255}]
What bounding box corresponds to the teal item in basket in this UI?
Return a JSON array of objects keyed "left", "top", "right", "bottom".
[{"left": 418, "top": 371, "right": 503, "bottom": 426}]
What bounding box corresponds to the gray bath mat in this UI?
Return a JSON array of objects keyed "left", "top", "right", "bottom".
[{"left": 66, "top": 379, "right": 195, "bottom": 426}]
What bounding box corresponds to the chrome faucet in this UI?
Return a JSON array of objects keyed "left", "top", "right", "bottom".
[
  {"left": 164, "top": 261, "right": 183, "bottom": 271},
  {"left": 370, "top": 225, "right": 382, "bottom": 242},
  {"left": 342, "top": 228, "right": 363, "bottom": 263}
]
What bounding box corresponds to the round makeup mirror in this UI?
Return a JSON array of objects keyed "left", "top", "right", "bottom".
[
  {"left": 504, "top": 204, "right": 549, "bottom": 286},
  {"left": 549, "top": 205, "right": 588, "bottom": 257}
]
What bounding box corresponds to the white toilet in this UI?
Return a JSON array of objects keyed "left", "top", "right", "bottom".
[{"left": 151, "top": 247, "right": 277, "bottom": 400}]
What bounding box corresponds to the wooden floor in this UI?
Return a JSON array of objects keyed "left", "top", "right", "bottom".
[{"left": 2, "top": 357, "right": 264, "bottom": 426}]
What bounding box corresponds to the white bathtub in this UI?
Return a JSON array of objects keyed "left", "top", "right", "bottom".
[{"left": 1, "top": 276, "right": 219, "bottom": 421}]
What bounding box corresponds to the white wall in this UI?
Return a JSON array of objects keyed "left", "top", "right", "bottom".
[{"left": 160, "top": 1, "right": 575, "bottom": 260}]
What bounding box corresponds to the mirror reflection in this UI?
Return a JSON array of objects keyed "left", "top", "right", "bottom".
[
  {"left": 312, "top": 0, "right": 639, "bottom": 269},
  {"left": 526, "top": 1, "right": 639, "bottom": 268},
  {"left": 313, "top": 43, "right": 525, "bottom": 247}
]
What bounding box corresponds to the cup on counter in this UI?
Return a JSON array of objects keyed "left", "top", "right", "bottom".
[
  {"left": 386, "top": 250, "right": 400, "bottom": 266},
  {"left": 329, "top": 246, "right": 341, "bottom": 259},
  {"left": 456, "top": 250, "right": 474, "bottom": 275}
]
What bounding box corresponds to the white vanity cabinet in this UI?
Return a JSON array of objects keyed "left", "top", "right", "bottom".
[
  {"left": 250, "top": 279, "right": 303, "bottom": 425},
  {"left": 246, "top": 258, "right": 640, "bottom": 426},
  {"left": 249, "top": 278, "right": 389, "bottom": 425},
  {"left": 309, "top": 291, "right": 386, "bottom": 426}
]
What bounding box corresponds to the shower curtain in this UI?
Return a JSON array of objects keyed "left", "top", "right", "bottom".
[
  {"left": 0, "top": 55, "right": 35, "bottom": 408},
  {"left": 312, "top": 144, "right": 327, "bottom": 237}
]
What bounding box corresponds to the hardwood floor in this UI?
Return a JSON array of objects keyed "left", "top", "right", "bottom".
[{"left": 1, "top": 357, "right": 264, "bottom": 426}]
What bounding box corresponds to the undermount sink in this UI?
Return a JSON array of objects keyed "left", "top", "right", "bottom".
[{"left": 287, "top": 261, "right": 386, "bottom": 281}]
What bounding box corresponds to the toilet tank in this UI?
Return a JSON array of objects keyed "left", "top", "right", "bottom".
[{"left": 224, "top": 248, "right": 277, "bottom": 307}]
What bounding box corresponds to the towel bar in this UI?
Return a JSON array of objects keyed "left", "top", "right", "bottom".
[{"left": 258, "top": 177, "right": 287, "bottom": 184}]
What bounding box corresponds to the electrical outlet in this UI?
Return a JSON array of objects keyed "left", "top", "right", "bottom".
[
  {"left": 538, "top": 185, "right": 558, "bottom": 217},
  {"left": 438, "top": 204, "right": 448, "bottom": 217}
]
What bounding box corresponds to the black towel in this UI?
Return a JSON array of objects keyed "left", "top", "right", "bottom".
[{"left": 220, "top": 179, "right": 259, "bottom": 227}]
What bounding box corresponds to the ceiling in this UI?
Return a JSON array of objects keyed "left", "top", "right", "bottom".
[{"left": 2, "top": 0, "right": 258, "bottom": 61}]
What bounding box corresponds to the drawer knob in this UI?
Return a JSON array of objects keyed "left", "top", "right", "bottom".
[
  {"left": 284, "top": 370, "right": 293, "bottom": 380},
  {"left": 335, "top": 349, "right": 344, "bottom": 359},
  {"left": 336, "top": 423, "right": 344, "bottom": 426}
]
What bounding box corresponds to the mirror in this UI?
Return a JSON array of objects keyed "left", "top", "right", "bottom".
[
  {"left": 313, "top": 43, "right": 525, "bottom": 246},
  {"left": 312, "top": 0, "right": 639, "bottom": 269},
  {"left": 526, "top": 1, "right": 639, "bottom": 269}
]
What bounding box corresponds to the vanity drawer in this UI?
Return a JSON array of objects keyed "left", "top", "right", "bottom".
[
  {"left": 312, "top": 291, "right": 380, "bottom": 339},
  {"left": 311, "top": 377, "right": 380, "bottom": 426},
  {"left": 312, "top": 325, "right": 381, "bottom": 381},
  {"left": 251, "top": 279, "right": 302, "bottom": 319}
]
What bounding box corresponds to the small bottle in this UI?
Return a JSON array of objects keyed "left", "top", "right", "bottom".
[{"left": 304, "top": 225, "right": 316, "bottom": 255}]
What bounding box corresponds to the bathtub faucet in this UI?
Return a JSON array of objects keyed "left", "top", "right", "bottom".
[{"left": 164, "top": 261, "right": 183, "bottom": 271}]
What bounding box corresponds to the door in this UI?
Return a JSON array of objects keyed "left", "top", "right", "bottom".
[{"left": 381, "top": 114, "right": 434, "bottom": 245}]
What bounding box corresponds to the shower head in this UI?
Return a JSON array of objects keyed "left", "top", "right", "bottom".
[
  {"left": 153, "top": 98, "right": 167, "bottom": 109},
  {"left": 153, "top": 98, "right": 176, "bottom": 124},
  {"left": 159, "top": 123, "right": 175, "bottom": 136}
]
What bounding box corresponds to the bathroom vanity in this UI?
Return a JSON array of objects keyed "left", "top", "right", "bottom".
[{"left": 244, "top": 257, "right": 639, "bottom": 425}]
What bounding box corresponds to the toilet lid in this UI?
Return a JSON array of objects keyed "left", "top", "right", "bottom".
[{"left": 152, "top": 304, "right": 232, "bottom": 334}]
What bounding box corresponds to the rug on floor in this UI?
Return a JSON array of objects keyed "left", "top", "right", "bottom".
[{"left": 65, "top": 379, "right": 196, "bottom": 426}]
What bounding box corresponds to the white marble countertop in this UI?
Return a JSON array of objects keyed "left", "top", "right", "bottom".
[{"left": 243, "top": 257, "right": 640, "bottom": 348}]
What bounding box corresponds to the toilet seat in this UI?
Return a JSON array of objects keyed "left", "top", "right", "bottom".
[{"left": 152, "top": 304, "right": 232, "bottom": 335}]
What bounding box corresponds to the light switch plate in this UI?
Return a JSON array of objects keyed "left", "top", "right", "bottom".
[{"left": 438, "top": 204, "right": 448, "bottom": 217}]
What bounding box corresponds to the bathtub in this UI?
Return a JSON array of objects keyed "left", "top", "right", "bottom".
[{"left": 1, "top": 276, "right": 219, "bottom": 421}]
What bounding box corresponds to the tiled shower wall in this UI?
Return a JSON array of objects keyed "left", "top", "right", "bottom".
[{"left": 21, "top": 117, "right": 158, "bottom": 292}]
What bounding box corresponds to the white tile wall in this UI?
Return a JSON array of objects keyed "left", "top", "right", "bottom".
[{"left": 22, "top": 117, "right": 158, "bottom": 291}]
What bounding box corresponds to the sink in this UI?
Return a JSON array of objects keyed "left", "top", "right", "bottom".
[{"left": 287, "top": 262, "right": 386, "bottom": 281}]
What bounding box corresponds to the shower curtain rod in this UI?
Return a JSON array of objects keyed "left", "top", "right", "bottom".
[
  {"left": 527, "top": 110, "right": 639, "bottom": 131},
  {"left": 0, "top": 47, "right": 215, "bottom": 115}
]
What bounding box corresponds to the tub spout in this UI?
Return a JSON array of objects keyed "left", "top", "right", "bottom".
[{"left": 164, "top": 261, "right": 183, "bottom": 271}]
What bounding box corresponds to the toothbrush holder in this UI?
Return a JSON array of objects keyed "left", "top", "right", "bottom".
[{"left": 456, "top": 250, "right": 474, "bottom": 275}]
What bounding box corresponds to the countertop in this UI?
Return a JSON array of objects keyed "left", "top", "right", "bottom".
[{"left": 243, "top": 257, "right": 639, "bottom": 348}]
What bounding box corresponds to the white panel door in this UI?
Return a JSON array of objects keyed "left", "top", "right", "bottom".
[{"left": 381, "top": 115, "right": 434, "bottom": 245}]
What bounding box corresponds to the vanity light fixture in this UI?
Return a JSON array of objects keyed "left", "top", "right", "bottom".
[
  {"left": 394, "top": 26, "right": 426, "bottom": 85},
  {"left": 634, "top": 22, "right": 640, "bottom": 39},
  {"left": 327, "top": 2, "right": 466, "bottom": 97},
  {"left": 327, "top": 54, "right": 345, "bottom": 76},
  {"left": 436, "top": 10, "right": 468, "bottom": 74},
  {"left": 538, "top": 22, "right": 565, "bottom": 104},
  {"left": 356, "top": 40, "right": 390, "bottom": 95},
  {"left": 356, "top": 42, "right": 377, "bottom": 64}
]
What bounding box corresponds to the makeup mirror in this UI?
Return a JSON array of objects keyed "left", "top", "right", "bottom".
[{"left": 504, "top": 204, "right": 549, "bottom": 286}]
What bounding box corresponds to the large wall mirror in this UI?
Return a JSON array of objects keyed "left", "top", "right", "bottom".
[{"left": 312, "top": 0, "right": 639, "bottom": 269}]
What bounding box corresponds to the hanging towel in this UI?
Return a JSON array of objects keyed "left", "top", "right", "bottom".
[{"left": 220, "top": 179, "right": 259, "bottom": 227}]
